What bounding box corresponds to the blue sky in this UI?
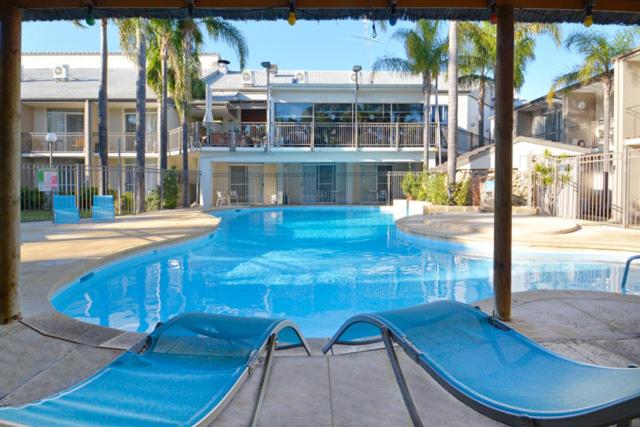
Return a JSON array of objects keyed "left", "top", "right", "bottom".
[{"left": 22, "top": 20, "right": 620, "bottom": 101}]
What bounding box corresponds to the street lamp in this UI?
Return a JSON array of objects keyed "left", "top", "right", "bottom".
[
  {"left": 261, "top": 61, "right": 278, "bottom": 151},
  {"left": 352, "top": 65, "right": 362, "bottom": 148},
  {"left": 45, "top": 132, "right": 57, "bottom": 166}
]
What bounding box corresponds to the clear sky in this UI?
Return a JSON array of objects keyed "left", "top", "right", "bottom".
[{"left": 22, "top": 20, "right": 622, "bottom": 101}]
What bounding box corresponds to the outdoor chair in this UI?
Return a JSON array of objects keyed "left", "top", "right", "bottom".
[
  {"left": 216, "top": 191, "right": 229, "bottom": 206},
  {"left": 323, "top": 300, "right": 640, "bottom": 427},
  {"left": 92, "top": 195, "right": 115, "bottom": 222},
  {"left": 378, "top": 190, "right": 388, "bottom": 205},
  {"left": 481, "top": 179, "right": 495, "bottom": 209},
  {"left": 52, "top": 195, "right": 80, "bottom": 225},
  {"left": 229, "top": 190, "right": 239, "bottom": 205},
  {"left": 0, "top": 313, "right": 310, "bottom": 427}
]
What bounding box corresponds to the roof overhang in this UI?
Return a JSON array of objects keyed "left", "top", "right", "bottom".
[{"left": 13, "top": 0, "right": 640, "bottom": 25}]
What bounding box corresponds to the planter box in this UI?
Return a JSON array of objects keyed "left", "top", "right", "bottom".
[
  {"left": 392, "top": 199, "right": 432, "bottom": 219},
  {"left": 424, "top": 205, "right": 481, "bottom": 215}
]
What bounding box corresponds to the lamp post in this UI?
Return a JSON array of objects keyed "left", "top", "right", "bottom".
[
  {"left": 352, "top": 65, "right": 362, "bottom": 149},
  {"left": 45, "top": 132, "right": 57, "bottom": 167},
  {"left": 261, "top": 61, "right": 277, "bottom": 151}
]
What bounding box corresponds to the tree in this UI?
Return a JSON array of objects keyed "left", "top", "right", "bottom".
[
  {"left": 147, "top": 19, "right": 178, "bottom": 171},
  {"left": 118, "top": 18, "right": 148, "bottom": 213},
  {"left": 172, "top": 18, "right": 248, "bottom": 207},
  {"left": 447, "top": 21, "right": 458, "bottom": 188},
  {"left": 459, "top": 22, "right": 561, "bottom": 147},
  {"left": 98, "top": 19, "right": 109, "bottom": 194},
  {"left": 373, "top": 20, "right": 447, "bottom": 170}
]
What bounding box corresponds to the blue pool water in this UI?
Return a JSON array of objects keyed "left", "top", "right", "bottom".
[{"left": 53, "top": 207, "right": 638, "bottom": 337}]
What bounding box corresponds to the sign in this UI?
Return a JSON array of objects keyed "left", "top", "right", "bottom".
[{"left": 37, "top": 168, "right": 59, "bottom": 192}]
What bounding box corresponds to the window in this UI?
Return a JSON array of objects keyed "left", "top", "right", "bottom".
[
  {"left": 124, "top": 111, "right": 158, "bottom": 134},
  {"left": 274, "top": 103, "right": 313, "bottom": 122},
  {"left": 391, "top": 104, "right": 423, "bottom": 123},
  {"left": 430, "top": 105, "right": 448, "bottom": 124},
  {"left": 357, "top": 104, "right": 390, "bottom": 123},
  {"left": 46, "top": 110, "right": 84, "bottom": 133},
  {"left": 314, "top": 104, "right": 353, "bottom": 123}
]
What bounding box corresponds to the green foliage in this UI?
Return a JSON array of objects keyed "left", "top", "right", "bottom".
[
  {"left": 20, "top": 187, "right": 47, "bottom": 210},
  {"left": 162, "top": 166, "right": 180, "bottom": 209},
  {"left": 146, "top": 188, "right": 161, "bottom": 211},
  {"left": 120, "top": 191, "right": 134, "bottom": 214},
  {"left": 451, "top": 177, "right": 472, "bottom": 206},
  {"left": 401, "top": 173, "right": 421, "bottom": 200},
  {"left": 422, "top": 173, "right": 449, "bottom": 205}
]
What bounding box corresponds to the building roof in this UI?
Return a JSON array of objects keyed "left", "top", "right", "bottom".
[{"left": 204, "top": 69, "right": 447, "bottom": 90}]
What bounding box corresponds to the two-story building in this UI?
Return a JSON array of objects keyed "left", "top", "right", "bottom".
[{"left": 197, "top": 61, "right": 493, "bottom": 208}]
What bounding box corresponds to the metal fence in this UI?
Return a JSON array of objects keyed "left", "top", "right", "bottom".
[
  {"left": 20, "top": 164, "right": 200, "bottom": 222},
  {"left": 210, "top": 171, "right": 414, "bottom": 206},
  {"left": 530, "top": 149, "right": 640, "bottom": 228}
]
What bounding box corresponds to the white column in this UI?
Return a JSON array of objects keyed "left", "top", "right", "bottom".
[
  {"left": 346, "top": 163, "right": 354, "bottom": 204},
  {"left": 199, "top": 159, "right": 213, "bottom": 209},
  {"left": 84, "top": 100, "right": 92, "bottom": 168}
]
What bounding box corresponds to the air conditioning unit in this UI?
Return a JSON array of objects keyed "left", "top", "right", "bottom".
[
  {"left": 53, "top": 64, "right": 69, "bottom": 81},
  {"left": 241, "top": 70, "right": 254, "bottom": 86},
  {"left": 293, "top": 71, "right": 307, "bottom": 84},
  {"left": 349, "top": 71, "right": 358, "bottom": 83}
]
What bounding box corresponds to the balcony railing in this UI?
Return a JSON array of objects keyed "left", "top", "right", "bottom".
[
  {"left": 22, "top": 132, "right": 85, "bottom": 154},
  {"left": 92, "top": 132, "right": 159, "bottom": 154},
  {"left": 198, "top": 123, "right": 267, "bottom": 148}
]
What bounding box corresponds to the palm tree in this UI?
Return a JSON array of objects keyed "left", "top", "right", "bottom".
[
  {"left": 118, "top": 18, "right": 149, "bottom": 213},
  {"left": 459, "top": 22, "right": 561, "bottom": 147},
  {"left": 373, "top": 20, "right": 447, "bottom": 170},
  {"left": 173, "top": 18, "right": 248, "bottom": 207},
  {"left": 548, "top": 29, "right": 638, "bottom": 154},
  {"left": 447, "top": 21, "right": 458, "bottom": 187},
  {"left": 147, "top": 19, "right": 178, "bottom": 170}
]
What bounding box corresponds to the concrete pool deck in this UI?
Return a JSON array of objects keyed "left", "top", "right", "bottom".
[{"left": 1, "top": 209, "right": 639, "bottom": 426}]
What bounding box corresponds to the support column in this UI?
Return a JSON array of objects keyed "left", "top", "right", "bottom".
[
  {"left": 0, "top": 3, "right": 22, "bottom": 324},
  {"left": 493, "top": 4, "right": 514, "bottom": 321},
  {"left": 199, "top": 159, "right": 213, "bottom": 209},
  {"left": 84, "top": 99, "right": 93, "bottom": 169}
]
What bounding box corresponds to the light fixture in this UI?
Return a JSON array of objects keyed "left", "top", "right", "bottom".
[
  {"left": 584, "top": 6, "right": 593, "bottom": 27},
  {"left": 288, "top": 0, "right": 297, "bottom": 26},
  {"left": 389, "top": 0, "right": 398, "bottom": 26},
  {"left": 488, "top": 0, "right": 497, "bottom": 25},
  {"left": 85, "top": 6, "right": 96, "bottom": 26},
  {"left": 352, "top": 64, "right": 362, "bottom": 73},
  {"left": 187, "top": 0, "right": 195, "bottom": 16}
]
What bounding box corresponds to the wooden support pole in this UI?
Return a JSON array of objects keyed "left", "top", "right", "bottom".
[
  {"left": 0, "top": 2, "right": 23, "bottom": 324},
  {"left": 493, "top": 3, "right": 514, "bottom": 321}
]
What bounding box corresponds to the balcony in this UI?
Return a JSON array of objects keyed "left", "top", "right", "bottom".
[
  {"left": 22, "top": 132, "right": 85, "bottom": 154},
  {"left": 93, "top": 132, "right": 159, "bottom": 155}
]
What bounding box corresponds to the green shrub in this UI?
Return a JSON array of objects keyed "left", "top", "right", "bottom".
[
  {"left": 120, "top": 191, "right": 134, "bottom": 214},
  {"left": 161, "top": 166, "right": 180, "bottom": 209},
  {"left": 422, "top": 172, "right": 448, "bottom": 205},
  {"left": 451, "top": 177, "right": 472, "bottom": 206},
  {"left": 146, "top": 188, "right": 161, "bottom": 211},
  {"left": 401, "top": 173, "right": 421, "bottom": 200},
  {"left": 21, "top": 187, "right": 47, "bottom": 210}
]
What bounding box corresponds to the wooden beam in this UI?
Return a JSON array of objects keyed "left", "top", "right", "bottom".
[
  {"left": 0, "top": 2, "right": 22, "bottom": 324},
  {"left": 493, "top": 3, "right": 513, "bottom": 321},
  {"left": 13, "top": 0, "right": 640, "bottom": 13}
]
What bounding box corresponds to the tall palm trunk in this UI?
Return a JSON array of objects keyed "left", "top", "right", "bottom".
[
  {"left": 135, "top": 23, "right": 147, "bottom": 213},
  {"left": 181, "top": 26, "right": 192, "bottom": 208},
  {"left": 602, "top": 76, "right": 612, "bottom": 216},
  {"left": 447, "top": 22, "right": 458, "bottom": 186},
  {"left": 478, "top": 82, "right": 486, "bottom": 147},
  {"left": 434, "top": 74, "right": 441, "bottom": 165},
  {"left": 159, "top": 39, "right": 168, "bottom": 170},
  {"left": 98, "top": 18, "right": 109, "bottom": 194},
  {"left": 422, "top": 75, "right": 432, "bottom": 170}
]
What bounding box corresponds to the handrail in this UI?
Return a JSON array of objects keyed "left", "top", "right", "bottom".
[{"left": 621, "top": 254, "right": 640, "bottom": 291}]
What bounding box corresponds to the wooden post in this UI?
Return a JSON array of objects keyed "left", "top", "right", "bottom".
[
  {"left": 0, "top": 3, "right": 22, "bottom": 324},
  {"left": 493, "top": 3, "right": 514, "bottom": 321}
]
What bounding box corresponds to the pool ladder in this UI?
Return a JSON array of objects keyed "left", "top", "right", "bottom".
[{"left": 621, "top": 254, "right": 640, "bottom": 291}]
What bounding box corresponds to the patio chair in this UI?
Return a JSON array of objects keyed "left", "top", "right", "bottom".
[
  {"left": 0, "top": 313, "right": 310, "bottom": 427},
  {"left": 216, "top": 191, "right": 229, "bottom": 206},
  {"left": 52, "top": 195, "right": 80, "bottom": 224},
  {"left": 323, "top": 300, "right": 640, "bottom": 427},
  {"left": 229, "top": 190, "right": 239, "bottom": 205},
  {"left": 92, "top": 195, "right": 115, "bottom": 222}
]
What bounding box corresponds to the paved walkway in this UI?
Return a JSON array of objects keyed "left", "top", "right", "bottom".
[
  {"left": 1, "top": 210, "right": 639, "bottom": 426},
  {"left": 397, "top": 213, "right": 640, "bottom": 253}
]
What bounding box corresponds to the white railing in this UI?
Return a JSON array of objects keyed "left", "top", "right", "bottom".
[
  {"left": 22, "top": 132, "right": 85, "bottom": 153},
  {"left": 99, "top": 132, "right": 158, "bottom": 154},
  {"left": 199, "top": 122, "right": 267, "bottom": 148},
  {"left": 168, "top": 128, "right": 183, "bottom": 152},
  {"left": 273, "top": 122, "right": 313, "bottom": 147},
  {"left": 314, "top": 123, "right": 354, "bottom": 147}
]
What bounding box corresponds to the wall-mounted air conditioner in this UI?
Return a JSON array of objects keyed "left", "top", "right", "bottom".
[
  {"left": 53, "top": 64, "right": 69, "bottom": 81},
  {"left": 241, "top": 70, "right": 255, "bottom": 86},
  {"left": 293, "top": 71, "right": 307, "bottom": 84}
]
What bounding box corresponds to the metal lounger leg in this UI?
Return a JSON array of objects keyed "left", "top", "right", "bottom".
[
  {"left": 381, "top": 328, "right": 424, "bottom": 427},
  {"left": 250, "top": 334, "right": 276, "bottom": 427}
]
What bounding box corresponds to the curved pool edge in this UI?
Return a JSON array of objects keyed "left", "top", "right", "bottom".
[{"left": 21, "top": 209, "right": 220, "bottom": 350}]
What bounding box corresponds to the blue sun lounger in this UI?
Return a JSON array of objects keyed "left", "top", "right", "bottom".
[
  {"left": 52, "top": 195, "right": 79, "bottom": 224},
  {"left": 92, "top": 195, "right": 115, "bottom": 222},
  {"left": 0, "top": 313, "right": 310, "bottom": 427},
  {"left": 323, "top": 300, "right": 640, "bottom": 427}
]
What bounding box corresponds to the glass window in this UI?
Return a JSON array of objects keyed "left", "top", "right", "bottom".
[
  {"left": 314, "top": 104, "right": 353, "bottom": 123},
  {"left": 430, "top": 105, "right": 448, "bottom": 124},
  {"left": 357, "top": 104, "right": 390, "bottom": 123},
  {"left": 47, "top": 110, "right": 84, "bottom": 133},
  {"left": 274, "top": 103, "right": 313, "bottom": 123},
  {"left": 125, "top": 111, "right": 158, "bottom": 134},
  {"left": 391, "top": 104, "right": 424, "bottom": 123}
]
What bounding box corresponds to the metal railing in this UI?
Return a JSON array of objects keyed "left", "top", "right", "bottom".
[
  {"left": 20, "top": 163, "right": 200, "bottom": 222},
  {"left": 101, "top": 132, "right": 159, "bottom": 154},
  {"left": 273, "top": 123, "right": 313, "bottom": 147},
  {"left": 529, "top": 149, "right": 640, "bottom": 228},
  {"left": 22, "top": 132, "right": 85, "bottom": 153},
  {"left": 197, "top": 122, "right": 267, "bottom": 148},
  {"left": 209, "top": 171, "right": 414, "bottom": 206}
]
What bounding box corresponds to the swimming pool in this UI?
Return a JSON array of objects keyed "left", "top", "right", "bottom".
[{"left": 52, "top": 207, "right": 638, "bottom": 337}]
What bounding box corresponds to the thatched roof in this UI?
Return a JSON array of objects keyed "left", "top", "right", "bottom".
[{"left": 15, "top": 1, "right": 640, "bottom": 25}]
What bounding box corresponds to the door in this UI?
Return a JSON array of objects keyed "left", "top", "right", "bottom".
[
  {"left": 317, "top": 165, "right": 336, "bottom": 203},
  {"left": 302, "top": 164, "right": 317, "bottom": 203},
  {"left": 230, "top": 165, "right": 248, "bottom": 204}
]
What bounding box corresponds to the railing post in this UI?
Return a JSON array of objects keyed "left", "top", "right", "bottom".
[
  {"left": 311, "top": 119, "right": 315, "bottom": 150},
  {"left": 395, "top": 122, "right": 400, "bottom": 150}
]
